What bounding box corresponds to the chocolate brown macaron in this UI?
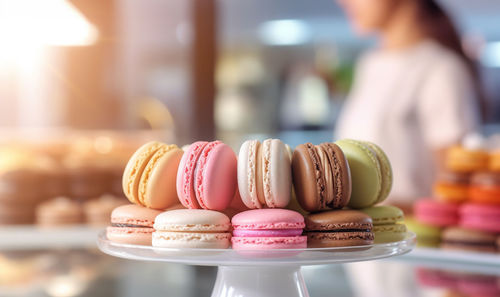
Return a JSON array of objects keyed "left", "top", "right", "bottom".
[
  {"left": 305, "top": 210, "right": 374, "bottom": 248},
  {"left": 292, "top": 143, "right": 351, "bottom": 212},
  {"left": 441, "top": 227, "right": 497, "bottom": 253}
]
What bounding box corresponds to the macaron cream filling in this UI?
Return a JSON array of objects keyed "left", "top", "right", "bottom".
[
  {"left": 246, "top": 141, "right": 260, "bottom": 208},
  {"left": 262, "top": 140, "right": 274, "bottom": 207},
  {"left": 316, "top": 145, "right": 334, "bottom": 207},
  {"left": 233, "top": 229, "right": 303, "bottom": 237},
  {"left": 111, "top": 223, "right": 152, "bottom": 228}
]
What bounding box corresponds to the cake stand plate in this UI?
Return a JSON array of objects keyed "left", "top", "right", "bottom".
[{"left": 97, "top": 231, "right": 416, "bottom": 297}]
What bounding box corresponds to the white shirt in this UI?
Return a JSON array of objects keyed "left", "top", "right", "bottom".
[{"left": 335, "top": 40, "right": 480, "bottom": 202}]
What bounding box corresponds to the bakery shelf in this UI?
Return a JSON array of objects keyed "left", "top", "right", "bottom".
[
  {"left": 399, "top": 247, "right": 500, "bottom": 275},
  {"left": 0, "top": 225, "right": 102, "bottom": 250}
]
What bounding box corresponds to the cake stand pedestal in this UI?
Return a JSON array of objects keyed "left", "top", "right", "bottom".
[{"left": 97, "top": 232, "right": 416, "bottom": 297}]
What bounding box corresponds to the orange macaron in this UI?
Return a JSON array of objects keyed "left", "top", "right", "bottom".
[
  {"left": 433, "top": 171, "right": 470, "bottom": 203},
  {"left": 489, "top": 150, "right": 500, "bottom": 172},
  {"left": 469, "top": 172, "right": 500, "bottom": 205},
  {"left": 445, "top": 146, "right": 489, "bottom": 173}
]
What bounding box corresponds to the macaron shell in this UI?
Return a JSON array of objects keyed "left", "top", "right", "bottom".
[
  {"left": 372, "top": 223, "right": 407, "bottom": 243},
  {"left": 153, "top": 231, "right": 231, "bottom": 249},
  {"left": 335, "top": 139, "right": 382, "bottom": 209},
  {"left": 110, "top": 204, "right": 163, "bottom": 227},
  {"left": 433, "top": 182, "right": 469, "bottom": 203},
  {"left": 232, "top": 209, "right": 305, "bottom": 230},
  {"left": 231, "top": 236, "right": 307, "bottom": 250},
  {"left": 359, "top": 205, "right": 404, "bottom": 225},
  {"left": 176, "top": 141, "right": 208, "bottom": 209},
  {"left": 106, "top": 226, "right": 154, "bottom": 245},
  {"left": 237, "top": 140, "right": 261, "bottom": 209},
  {"left": 229, "top": 186, "right": 250, "bottom": 212},
  {"left": 154, "top": 209, "right": 231, "bottom": 232},
  {"left": 321, "top": 143, "right": 351, "bottom": 209},
  {"left": 459, "top": 203, "right": 500, "bottom": 233},
  {"left": 306, "top": 232, "right": 374, "bottom": 248},
  {"left": 446, "top": 146, "right": 489, "bottom": 172},
  {"left": 305, "top": 209, "right": 373, "bottom": 232},
  {"left": 405, "top": 217, "right": 441, "bottom": 248},
  {"left": 122, "top": 141, "right": 163, "bottom": 204},
  {"left": 195, "top": 142, "right": 237, "bottom": 210},
  {"left": 362, "top": 141, "right": 392, "bottom": 204},
  {"left": 469, "top": 186, "right": 500, "bottom": 205},
  {"left": 292, "top": 144, "right": 324, "bottom": 212},
  {"left": 441, "top": 227, "right": 497, "bottom": 253},
  {"left": 266, "top": 139, "right": 292, "bottom": 208},
  {"left": 414, "top": 200, "right": 459, "bottom": 227},
  {"left": 139, "top": 146, "right": 183, "bottom": 209}
]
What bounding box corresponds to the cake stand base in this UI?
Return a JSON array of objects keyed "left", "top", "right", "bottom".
[{"left": 212, "top": 266, "right": 308, "bottom": 297}]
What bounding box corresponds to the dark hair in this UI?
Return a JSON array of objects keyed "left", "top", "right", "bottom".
[{"left": 419, "top": 0, "right": 487, "bottom": 121}]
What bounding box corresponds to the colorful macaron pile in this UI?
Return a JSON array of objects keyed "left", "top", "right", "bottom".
[
  {"left": 106, "top": 139, "right": 404, "bottom": 250},
  {"left": 411, "top": 145, "right": 500, "bottom": 253}
]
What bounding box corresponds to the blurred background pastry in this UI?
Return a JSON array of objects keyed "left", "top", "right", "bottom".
[
  {"left": 36, "top": 197, "right": 83, "bottom": 227},
  {"left": 84, "top": 195, "right": 127, "bottom": 227}
]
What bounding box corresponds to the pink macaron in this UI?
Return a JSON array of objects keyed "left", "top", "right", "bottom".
[
  {"left": 460, "top": 203, "right": 500, "bottom": 233},
  {"left": 106, "top": 204, "right": 163, "bottom": 245},
  {"left": 231, "top": 209, "right": 306, "bottom": 250},
  {"left": 414, "top": 199, "right": 459, "bottom": 227},
  {"left": 177, "top": 141, "right": 237, "bottom": 211}
]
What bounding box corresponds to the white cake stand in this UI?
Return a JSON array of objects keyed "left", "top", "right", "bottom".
[{"left": 97, "top": 231, "right": 416, "bottom": 297}]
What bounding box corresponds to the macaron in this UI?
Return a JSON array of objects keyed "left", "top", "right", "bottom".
[
  {"left": 335, "top": 139, "right": 392, "bottom": 209},
  {"left": 153, "top": 209, "right": 231, "bottom": 249},
  {"left": 292, "top": 142, "right": 351, "bottom": 212},
  {"left": 176, "top": 141, "right": 237, "bottom": 211},
  {"left": 359, "top": 206, "right": 406, "bottom": 243},
  {"left": 107, "top": 204, "right": 163, "bottom": 245},
  {"left": 469, "top": 172, "right": 500, "bottom": 205},
  {"left": 459, "top": 203, "right": 500, "bottom": 233},
  {"left": 441, "top": 227, "right": 497, "bottom": 253},
  {"left": 490, "top": 150, "right": 500, "bottom": 172},
  {"left": 305, "top": 210, "right": 374, "bottom": 248},
  {"left": 122, "top": 141, "right": 183, "bottom": 209},
  {"left": 405, "top": 217, "right": 441, "bottom": 248},
  {"left": 238, "top": 139, "right": 291, "bottom": 209},
  {"left": 231, "top": 209, "right": 307, "bottom": 250},
  {"left": 445, "top": 145, "right": 489, "bottom": 173},
  {"left": 433, "top": 171, "right": 470, "bottom": 203},
  {"left": 414, "top": 199, "right": 459, "bottom": 227}
]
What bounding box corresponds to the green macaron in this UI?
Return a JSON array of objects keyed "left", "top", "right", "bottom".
[
  {"left": 360, "top": 205, "right": 406, "bottom": 243},
  {"left": 405, "top": 217, "right": 441, "bottom": 248},
  {"left": 335, "top": 139, "right": 393, "bottom": 209}
]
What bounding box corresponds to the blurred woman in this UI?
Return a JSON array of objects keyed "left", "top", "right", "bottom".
[{"left": 335, "top": 0, "right": 484, "bottom": 212}]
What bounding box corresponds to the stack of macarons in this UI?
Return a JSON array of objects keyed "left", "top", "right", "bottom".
[
  {"left": 106, "top": 138, "right": 406, "bottom": 250},
  {"left": 411, "top": 144, "right": 500, "bottom": 253},
  {"left": 289, "top": 139, "right": 405, "bottom": 246}
]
